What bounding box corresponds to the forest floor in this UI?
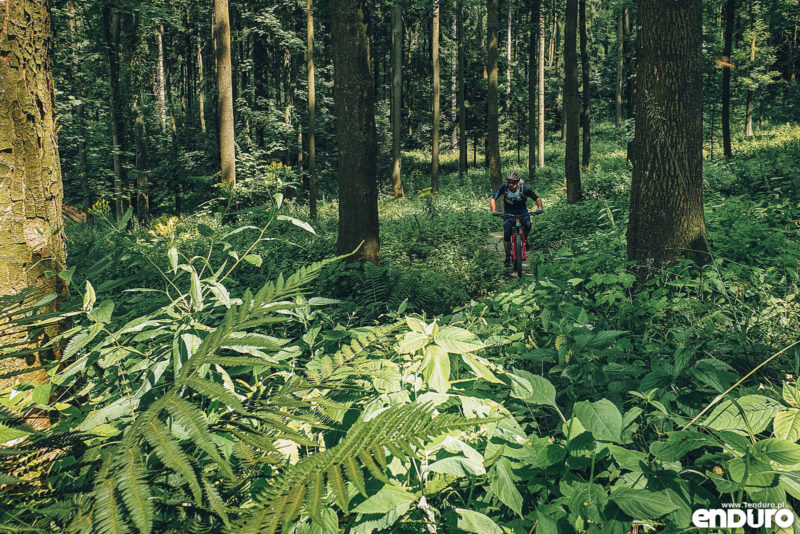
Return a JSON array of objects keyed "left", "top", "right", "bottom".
[{"left": 485, "top": 231, "right": 533, "bottom": 276}]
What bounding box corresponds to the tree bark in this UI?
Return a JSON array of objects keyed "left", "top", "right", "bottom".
[
  {"left": 307, "top": 0, "right": 318, "bottom": 217},
  {"left": 214, "top": 0, "right": 236, "bottom": 185},
  {"left": 450, "top": 16, "right": 458, "bottom": 152},
  {"left": 197, "top": 39, "right": 207, "bottom": 134},
  {"left": 0, "top": 0, "right": 66, "bottom": 407},
  {"left": 615, "top": 13, "right": 623, "bottom": 135},
  {"left": 457, "top": 0, "right": 467, "bottom": 176},
  {"left": 133, "top": 93, "right": 149, "bottom": 223},
  {"left": 156, "top": 27, "right": 167, "bottom": 132},
  {"left": 627, "top": 0, "right": 708, "bottom": 280},
  {"left": 331, "top": 0, "right": 379, "bottom": 263},
  {"left": 67, "top": 0, "right": 88, "bottom": 213},
  {"left": 564, "top": 0, "right": 581, "bottom": 202},
  {"left": 528, "top": 0, "right": 538, "bottom": 182},
  {"left": 391, "top": 3, "right": 404, "bottom": 197},
  {"left": 579, "top": 0, "right": 590, "bottom": 169},
  {"left": 506, "top": 0, "right": 512, "bottom": 109},
  {"left": 538, "top": 0, "right": 545, "bottom": 168},
  {"left": 487, "top": 0, "right": 502, "bottom": 188},
  {"left": 722, "top": 0, "right": 734, "bottom": 157},
  {"left": 745, "top": 31, "right": 755, "bottom": 137},
  {"left": 103, "top": 6, "right": 125, "bottom": 220},
  {"left": 432, "top": 0, "right": 440, "bottom": 193}
]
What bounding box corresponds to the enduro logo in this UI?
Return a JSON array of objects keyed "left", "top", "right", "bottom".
[{"left": 692, "top": 504, "right": 795, "bottom": 529}]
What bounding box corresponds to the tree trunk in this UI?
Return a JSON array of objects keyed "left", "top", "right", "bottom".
[
  {"left": 432, "top": 0, "right": 440, "bottom": 193},
  {"left": 506, "top": 0, "right": 512, "bottom": 109},
  {"left": 564, "top": 0, "right": 581, "bottom": 202},
  {"left": 197, "top": 39, "right": 207, "bottom": 134},
  {"left": 722, "top": 0, "right": 734, "bottom": 157},
  {"left": 391, "top": 3, "right": 404, "bottom": 197},
  {"left": 307, "top": 0, "right": 318, "bottom": 217},
  {"left": 615, "top": 13, "right": 623, "bottom": 135},
  {"left": 528, "top": 0, "right": 538, "bottom": 182},
  {"left": 457, "top": 0, "right": 467, "bottom": 176},
  {"left": 487, "top": 0, "right": 502, "bottom": 188},
  {"left": 450, "top": 16, "right": 458, "bottom": 152},
  {"left": 627, "top": 0, "right": 708, "bottom": 280},
  {"left": 184, "top": 9, "right": 194, "bottom": 132},
  {"left": 745, "top": 91, "right": 753, "bottom": 136},
  {"left": 133, "top": 93, "right": 149, "bottom": 223},
  {"left": 214, "top": 0, "right": 236, "bottom": 184},
  {"left": 156, "top": 27, "right": 167, "bottom": 132},
  {"left": 624, "top": 8, "right": 633, "bottom": 120},
  {"left": 579, "top": 0, "right": 590, "bottom": 169},
  {"left": 67, "top": 0, "right": 89, "bottom": 213},
  {"left": 538, "top": 0, "right": 546, "bottom": 168},
  {"left": 0, "top": 0, "right": 66, "bottom": 408},
  {"left": 164, "top": 39, "right": 181, "bottom": 215},
  {"left": 103, "top": 6, "right": 125, "bottom": 220},
  {"left": 331, "top": 0, "right": 379, "bottom": 264}
]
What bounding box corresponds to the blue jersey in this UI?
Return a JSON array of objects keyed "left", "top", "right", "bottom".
[{"left": 491, "top": 184, "right": 539, "bottom": 215}]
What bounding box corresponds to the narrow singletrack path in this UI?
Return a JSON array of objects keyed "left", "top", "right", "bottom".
[{"left": 486, "top": 231, "right": 532, "bottom": 277}]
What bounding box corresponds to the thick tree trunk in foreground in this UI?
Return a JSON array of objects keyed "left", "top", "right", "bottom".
[
  {"left": 431, "top": 0, "right": 440, "bottom": 193},
  {"left": 331, "top": 0, "right": 379, "bottom": 263},
  {"left": 564, "top": 0, "right": 582, "bottom": 203},
  {"left": 0, "top": 0, "right": 66, "bottom": 407},
  {"left": 722, "top": 0, "right": 734, "bottom": 157},
  {"left": 487, "top": 0, "right": 502, "bottom": 188},
  {"left": 307, "top": 0, "right": 318, "bottom": 217},
  {"left": 628, "top": 0, "right": 708, "bottom": 280},
  {"left": 214, "top": 0, "right": 236, "bottom": 185},
  {"left": 579, "top": 0, "right": 590, "bottom": 169}
]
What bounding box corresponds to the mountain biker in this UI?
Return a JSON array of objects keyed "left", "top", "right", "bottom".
[{"left": 490, "top": 172, "right": 543, "bottom": 268}]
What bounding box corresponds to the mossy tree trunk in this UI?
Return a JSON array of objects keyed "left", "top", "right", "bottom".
[
  {"left": 627, "top": 0, "right": 709, "bottom": 281},
  {"left": 0, "top": 0, "right": 66, "bottom": 409},
  {"left": 487, "top": 0, "right": 502, "bottom": 188},
  {"left": 331, "top": 0, "right": 379, "bottom": 264}
]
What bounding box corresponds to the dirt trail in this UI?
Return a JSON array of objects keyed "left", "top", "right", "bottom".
[{"left": 486, "top": 231, "right": 532, "bottom": 276}]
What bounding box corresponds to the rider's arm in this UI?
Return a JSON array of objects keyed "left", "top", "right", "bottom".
[
  {"left": 489, "top": 197, "right": 497, "bottom": 212},
  {"left": 536, "top": 197, "right": 543, "bottom": 211},
  {"left": 525, "top": 187, "right": 543, "bottom": 212}
]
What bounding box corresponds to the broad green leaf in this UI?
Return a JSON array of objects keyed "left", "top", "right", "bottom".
[
  {"left": 609, "top": 488, "right": 679, "bottom": 519},
  {"left": 508, "top": 369, "right": 557, "bottom": 407},
  {"left": 422, "top": 345, "right": 450, "bottom": 393},
  {"left": 168, "top": 247, "right": 178, "bottom": 274},
  {"left": 753, "top": 439, "right": 800, "bottom": 465},
  {"left": 190, "top": 270, "right": 203, "bottom": 311},
  {"left": 784, "top": 383, "right": 800, "bottom": 408},
  {"left": 78, "top": 397, "right": 139, "bottom": 431},
  {"left": 774, "top": 408, "right": 800, "bottom": 442},
  {"left": 243, "top": 254, "right": 262, "bottom": 267},
  {"left": 490, "top": 458, "right": 523, "bottom": 517},
  {"left": 703, "top": 394, "right": 780, "bottom": 434},
  {"left": 353, "top": 484, "right": 416, "bottom": 514},
  {"left": 574, "top": 399, "right": 622, "bottom": 443},
  {"left": 455, "top": 509, "right": 503, "bottom": 534},
  {"left": 649, "top": 430, "right": 717, "bottom": 461},
  {"left": 426, "top": 456, "right": 485, "bottom": 477},
  {"left": 197, "top": 223, "right": 215, "bottom": 237},
  {"left": 434, "top": 326, "right": 484, "bottom": 354},
  {"left": 83, "top": 280, "right": 96, "bottom": 312},
  {"left": 58, "top": 266, "right": 76, "bottom": 283},
  {"left": 397, "top": 331, "right": 429, "bottom": 354},
  {"left": 277, "top": 215, "right": 316, "bottom": 235},
  {"left": 461, "top": 352, "right": 502, "bottom": 383}
]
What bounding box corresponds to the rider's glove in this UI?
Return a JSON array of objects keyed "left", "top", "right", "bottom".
[
  {"left": 534, "top": 209, "right": 543, "bottom": 215},
  {"left": 491, "top": 210, "right": 501, "bottom": 216}
]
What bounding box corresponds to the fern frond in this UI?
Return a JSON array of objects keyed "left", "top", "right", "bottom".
[
  {"left": 116, "top": 447, "right": 153, "bottom": 534},
  {"left": 184, "top": 376, "right": 246, "bottom": 414},
  {"left": 92, "top": 458, "right": 129, "bottom": 534},
  {"left": 239, "top": 402, "right": 483, "bottom": 533},
  {"left": 164, "top": 396, "right": 233, "bottom": 479},
  {"left": 202, "top": 476, "right": 230, "bottom": 528},
  {"left": 142, "top": 418, "right": 202, "bottom": 504}
]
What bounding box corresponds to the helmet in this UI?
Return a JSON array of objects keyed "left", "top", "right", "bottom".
[{"left": 506, "top": 172, "right": 521, "bottom": 183}]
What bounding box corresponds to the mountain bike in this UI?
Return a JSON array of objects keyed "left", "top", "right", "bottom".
[{"left": 493, "top": 210, "right": 543, "bottom": 278}]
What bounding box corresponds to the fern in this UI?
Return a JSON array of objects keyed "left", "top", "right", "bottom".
[
  {"left": 238, "top": 402, "right": 483, "bottom": 533},
  {"left": 116, "top": 448, "right": 153, "bottom": 534}
]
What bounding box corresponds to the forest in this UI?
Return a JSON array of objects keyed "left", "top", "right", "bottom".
[{"left": 1, "top": 0, "right": 800, "bottom": 532}]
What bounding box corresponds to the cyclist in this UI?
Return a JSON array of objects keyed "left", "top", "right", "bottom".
[{"left": 490, "top": 172, "right": 543, "bottom": 268}]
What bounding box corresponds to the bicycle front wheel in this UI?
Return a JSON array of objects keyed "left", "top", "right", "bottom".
[{"left": 514, "top": 234, "right": 524, "bottom": 278}]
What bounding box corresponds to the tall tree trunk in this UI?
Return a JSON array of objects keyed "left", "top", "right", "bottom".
[
  {"left": 133, "top": 93, "right": 149, "bottom": 223},
  {"left": 307, "top": 0, "right": 318, "bottom": 216},
  {"left": 529, "top": 0, "right": 538, "bottom": 182},
  {"left": 506, "top": 0, "right": 513, "bottom": 109},
  {"left": 103, "top": 6, "right": 125, "bottom": 220},
  {"left": 0, "top": 0, "right": 66, "bottom": 406},
  {"left": 457, "top": 0, "right": 467, "bottom": 176},
  {"left": 487, "top": 0, "right": 502, "bottom": 188},
  {"left": 624, "top": 8, "right": 633, "bottom": 120},
  {"left": 745, "top": 31, "right": 755, "bottom": 137},
  {"left": 615, "top": 13, "right": 623, "bottom": 136},
  {"left": 67, "top": 0, "right": 89, "bottom": 213},
  {"left": 722, "top": 0, "right": 734, "bottom": 157},
  {"left": 184, "top": 9, "right": 194, "bottom": 132},
  {"left": 450, "top": 16, "right": 458, "bottom": 151},
  {"left": 156, "top": 27, "right": 167, "bottom": 132},
  {"left": 214, "top": 0, "right": 236, "bottom": 184},
  {"left": 331, "top": 0, "right": 379, "bottom": 264},
  {"left": 391, "top": 2, "right": 404, "bottom": 196},
  {"left": 627, "top": 0, "right": 708, "bottom": 280},
  {"left": 564, "top": 0, "right": 581, "bottom": 202},
  {"left": 406, "top": 23, "right": 414, "bottom": 137},
  {"left": 538, "top": 0, "right": 546, "bottom": 168},
  {"left": 579, "top": 0, "right": 590, "bottom": 169},
  {"left": 432, "top": 0, "right": 440, "bottom": 193},
  {"left": 197, "top": 39, "right": 207, "bottom": 134},
  {"left": 165, "top": 41, "right": 181, "bottom": 215}
]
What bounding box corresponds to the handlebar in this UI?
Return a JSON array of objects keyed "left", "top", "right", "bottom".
[{"left": 492, "top": 210, "right": 543, "bottom": 217}]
